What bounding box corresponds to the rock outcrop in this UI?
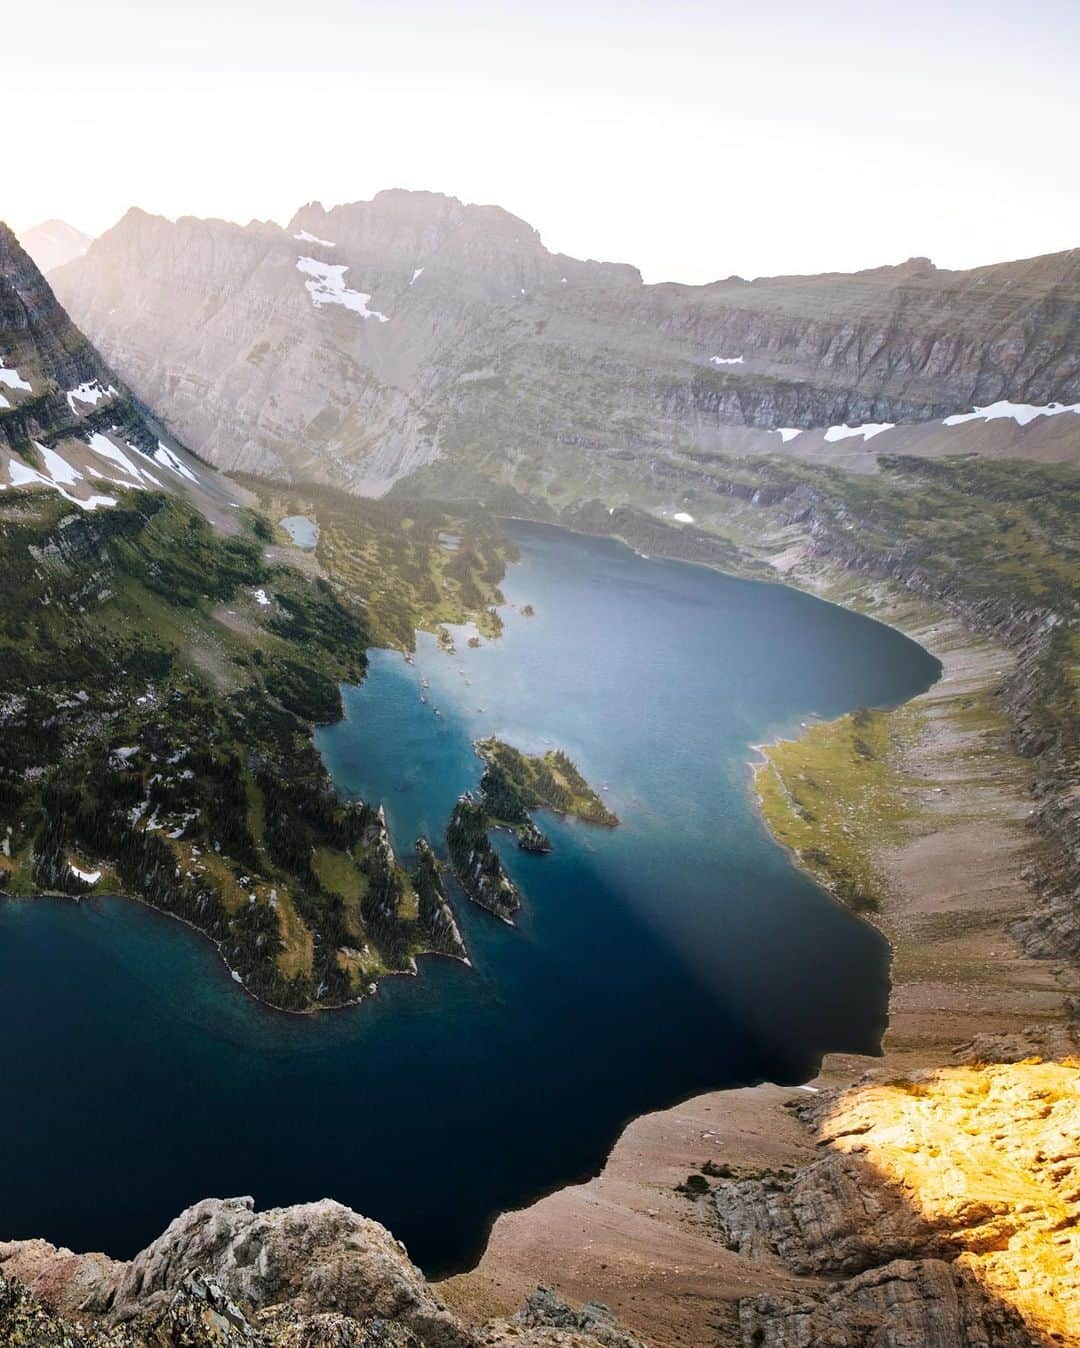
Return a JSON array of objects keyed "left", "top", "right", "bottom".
[
  {"left": 739, "top": 1259, "right": 1035, "bottom": 1348},
  {"left": 0, "top": 1197, "right": 640, "bottom": 1348},
  {"left": 49, "top": 197, "right": 1080, "bottom": 494},
  {"left": 714, "top": 1059, "right": 1080, "bottom": 1346},
  {"left": 414, "top": 838, "right": 468, "bottom": 959},
  {"left": 486, "top": 1286, "right": 646, "bottom": 1348}
]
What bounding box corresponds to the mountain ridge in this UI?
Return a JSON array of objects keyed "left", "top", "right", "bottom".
[{"left": 51, "top": 194, "right": 1080, "bottom": 496}]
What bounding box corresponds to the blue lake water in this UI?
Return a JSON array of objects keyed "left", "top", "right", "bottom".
[
  {"left": 0, "top": 521, "right": 939, "bottom": 1273},
  {"left": 280, "top": 514, "right": 319, "bottom": 549}
]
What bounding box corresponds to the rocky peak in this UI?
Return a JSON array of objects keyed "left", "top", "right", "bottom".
[
  {"left": 0, "top": 223, "right": 105, "bottom": 393},
  {"left": 49, "top": 200, "right": 1080, "bottom": 498},
  {"left": 286, "top": 189, "right": 639, "bottom": 304},
  {"left": 0, "top": 223, "right": 145, "bottom": 459},
  {"left": 0, "top": 227, "right": 215, "bottom": 506},
  {"left": 0, "top": 1196, "right": 640, "bottom": 1348}
]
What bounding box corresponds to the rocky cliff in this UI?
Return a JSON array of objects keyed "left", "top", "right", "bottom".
[
  {"left": 50, "top": 196, "right": 1080, "bottom": 494},
  {"left": 0, "top": 1197, "right": 645, "bottom": 1348},
  {"left": 0, "top": 222, "right": 158, "bottom": 459},
  {"left": 714, "top": 1057, "right": 1079, "bottom": 1347}
]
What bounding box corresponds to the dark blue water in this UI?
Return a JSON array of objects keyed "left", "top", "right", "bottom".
[{"left": 0, "top": 522, "right": 939, "bottom": 1273}]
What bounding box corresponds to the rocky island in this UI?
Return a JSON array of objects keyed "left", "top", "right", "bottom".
[
  {"left": 446, "top": 739, "right": 618, "bottom": 920},
  {"left": 476, "top": 738, "right": 619, "bottom": 832}
]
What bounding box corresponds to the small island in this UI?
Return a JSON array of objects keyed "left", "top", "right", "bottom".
[
  {"left": 476, "top": 738, "right": 619, "bottom": 830},
  {"left": 446, "top": 738, "right": 618, "bottom": 922}
]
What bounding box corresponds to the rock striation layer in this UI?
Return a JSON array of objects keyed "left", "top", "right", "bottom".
[{"left": 715, "top": 1059, "right": 1080, "bottom": 1347}]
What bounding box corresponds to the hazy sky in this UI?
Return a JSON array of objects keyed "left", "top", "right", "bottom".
[{"left": 7, "top": 0, "right": 1078, "bottom": 282}]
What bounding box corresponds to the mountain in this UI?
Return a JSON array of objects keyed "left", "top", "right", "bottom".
[
  {"left": 0, "top": 221, "right": 213, "bottom": 502},
  {"left": 51, "top": 193, "right": 1080, "bottom": 496},
  {"left": 17, "top": 218, "right": 92, "bottom": 274},
  {"left": 4, "top": 208, "right": 1080, "bottom": 1348}
]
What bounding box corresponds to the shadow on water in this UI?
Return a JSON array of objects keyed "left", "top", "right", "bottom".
[{"left": 0, "top": 520, "right": 935, "bottom": 1274}]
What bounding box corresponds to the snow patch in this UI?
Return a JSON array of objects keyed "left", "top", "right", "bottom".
[
  {"left": 410, "top": 267, "right": 424, "bottom": 285},
  {"left": 296, "top": 256, "right": 389, "bottom": 321},
  {"left": 823, "top": 422, "right": 895, "bottom": 443},
  {"left": 0, "top": 363, "right": 32, "bottom": 392},
  {"left": 253, "top": 588, "right": 271, "bottom": 607},
  {"left": 66, "top": 380, "right": 116, "bottom": 413},
  {"left": 709, "top": 355, "right": 744, "bottom": 366},
  {"left": 0, "top": 392, "right": 8, "bottom": 410},
  {"left": 153, "top": 441, "right": 199, "bottom": 483},
  {"left": 673, "top": 511, "right": 695, "bottom": 524},
  {"left": 37, "top": 443, "right": 82, "bottom": 486},
  {"left": 775, "top": 427, "right": 803, "bottom": 443},
  {"left": 294, "top": 230, "right": 335, "bottom": 247},
  {"left": 6, "top": 452, "right": 116, "bottom": 511},
  {"left": 943, "top": 399, "right": 1080, "bottom": 428},
  {"left": 69, "top": 865, "right": 101, "bottom": 885},
  {"left": 86, "top": 432, "right": 159, "bottom": 487},
  {"left": 87, "top": 433, "right": 143, "bottom": 480}
]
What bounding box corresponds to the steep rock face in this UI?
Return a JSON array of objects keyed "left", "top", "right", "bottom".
[
  {"left": 713, "top": 1061, "right": 1080, "bottom": 1347},
  {"left": 51, "top": 196, "right": 1080, "bottom": 495},
  {"left": 413, "top": 837, "right": 468, "bottom": 959},
  {"left": 739, "top": 1259, "right": 1036, "bottom": 1348},
  {"left": 445, "top": 795, "right": 521, "bottom": 922},
  {"left": 0, "top": 223, "right": 160, "bottom": 460}
]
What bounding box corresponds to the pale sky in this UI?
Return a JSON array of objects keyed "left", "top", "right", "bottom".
[{"left": 6, "top": 0, "right": 1078, "bottom": 283}]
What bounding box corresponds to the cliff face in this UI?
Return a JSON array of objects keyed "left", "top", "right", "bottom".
[
  {"left": 50, "top": 196, "right": 1080, "bottom": 494},
  {"left": 0, "top": 1197, "right": 643, "bottom": 1348},
  {"left": 714, "top": 1059, "right": 1080, "bottom": 1347},
  {"left": 0, "top": 223, "right": 147, "bottom": 456}
]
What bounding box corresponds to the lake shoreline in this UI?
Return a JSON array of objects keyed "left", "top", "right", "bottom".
[
  {"left": 439, "top": 551, "right": 1076, "bottom": 1348},
  {"left": 4, "top": 519, "right": 917, "bottom": 1277},
  {"left": 0, "top": 887, "right": 478, "bottom": 1021}
]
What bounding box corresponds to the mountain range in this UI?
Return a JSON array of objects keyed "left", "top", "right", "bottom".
[
  {"left": 47, "top": 193, "right": 1080, "bottom": 497},
  {"left": 1, "top": 198, "right": 1079, "bottom": 1348}
]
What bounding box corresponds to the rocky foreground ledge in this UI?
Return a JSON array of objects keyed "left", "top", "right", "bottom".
[{"left": 0, "top": 1196, "right": 646, "bottom": 1348}]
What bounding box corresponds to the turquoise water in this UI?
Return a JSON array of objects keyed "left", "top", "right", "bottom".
[
  {"left": 0, "top": 521, "right": 939, "bottom": 1273},
  {"left": 280, "top": 514, "right": 318, "bottom": 549}
]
